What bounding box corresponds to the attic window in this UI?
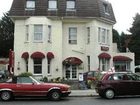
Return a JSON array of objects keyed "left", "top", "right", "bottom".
[
  {"left": 103, "top": 3, "right": 109, "bottom": 15},
  {"left": 48, "top": 0, "right": 57, "bottom": 11},
  {"left": 66, "top": 0, "right": 76, "bottom": 11},
  {"left": 26, "top": 0, "right": 35, "bottom": 10}
]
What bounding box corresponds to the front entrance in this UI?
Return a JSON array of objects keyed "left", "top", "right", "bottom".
[{"left": 65, "top": 65, "right": 77, "bottom": 80}]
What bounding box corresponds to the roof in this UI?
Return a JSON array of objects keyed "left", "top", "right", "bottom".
[{"left": 9, "top": 0, "right": 116, "bottom": 22}]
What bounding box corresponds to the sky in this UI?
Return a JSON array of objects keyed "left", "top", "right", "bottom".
[{"left": 0, "top": 0, "right": 140, "bottom": 34}]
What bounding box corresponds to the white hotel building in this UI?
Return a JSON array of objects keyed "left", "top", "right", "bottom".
[{"left": 9, "top": 0, "right": 134, "bottom": 80}]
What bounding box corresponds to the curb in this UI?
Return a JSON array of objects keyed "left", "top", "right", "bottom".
[
  {"left": 69, "top": 95, "right": 98, "bottom": 97},
  {"left": 69, "top": 90, "right": 98, "bottom": 97}
]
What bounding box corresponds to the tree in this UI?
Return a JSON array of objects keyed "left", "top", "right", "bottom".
[
  {"left": 120, "top": 32, "right": 126, "bottom": 52},
  {"left": 0, "top": 12, "right": 14, "bottom": 57},
  {"left": 112, "top": 29, "right": 121, "bottom": 51},
  {"left": 128, "top": 13, "right": 140, "bottom": 65},
  {"left": 128, "top": 13, "right": 140, "bottom": 53}
]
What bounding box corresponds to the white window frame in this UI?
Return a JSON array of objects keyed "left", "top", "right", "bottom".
[
  {"left": 34, "top": 25, "right": 43, "bottom": 42},
  {"left": 98, "top": 27, "right": 110, "bottom": 45},
  {"left": 99, "top": 58, "right": 110, "bottom": 71},
  {"left": 26, "top": 0, "right": 35, "bottom": 10},
  {"left": 25, "top": 25, "right": 29, "bottom": 42},
  {"left": 33, "top": 59, "right": 42, "bottom": 75},
  {"left": 48, "top": 25, "right": 52, "bottom": 43},
  {"left": 69, "top": 27, "right": 77, "bottom": 44},
  {"left": 87, "top": 56, "right": 90, "bottom": 71},
  {"left": 103, "top": 3, "right": 110, "bottom": 15},
  {"left": 66, "top": 0, "right": 76, "bottom": 11},
  {"left": 65, "top": 65, "right": 77, "bottom": 80},
  {"left": 87, "top": 27, "right": 90, "bottom": 44},
  {"left": 114, "top": 61, "right": 131, "bottom": 72},
  {"left": 48, "top": 0, "right": 57, "bottom": 10}
]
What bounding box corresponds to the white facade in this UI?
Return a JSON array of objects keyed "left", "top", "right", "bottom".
[{"left": 13, "top": 16, "right": 134, "bottom": 80}]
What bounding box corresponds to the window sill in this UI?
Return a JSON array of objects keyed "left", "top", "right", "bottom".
[
  {"left": 66, "top": 9, "right": 76, "bottom": 12},
  {"left": 99, "top": 43, "right": 110, "bottom": 46},
  {"left": 25, "top": 8, "right": 35, "bottom": 11},
  {"left": 48, "top": 9, "right": 58, "bottom": 11},
  {"left": 47, "top": 74, "right": 52, "bottom": 76},
  {"left": 33, "top": 41, "right": 43, "bottom": 43},
  {"left": 24, "top": 41, "right": 29, "bottom": 43}
]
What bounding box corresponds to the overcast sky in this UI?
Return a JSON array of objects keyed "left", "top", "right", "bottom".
[{"left": 0, "top": 0, "right": 140, "bottom": 34}]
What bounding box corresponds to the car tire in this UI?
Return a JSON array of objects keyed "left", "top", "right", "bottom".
[
  {"left": 49, "top": 90, "right": 61, "bottom": 101},
  {"left": 0, "top": 91, "right": 12, "bottom": 101},
  {"left": 104, "top": 89, "right": 115, "bottom": 99}
]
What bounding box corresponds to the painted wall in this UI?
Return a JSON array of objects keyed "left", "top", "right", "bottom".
[{"left": 13, "top": 16, "right": 135, "bottom": 79}]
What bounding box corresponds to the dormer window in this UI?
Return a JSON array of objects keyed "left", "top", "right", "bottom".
[
  {"left": 66, "top": 0, "right": 76, "bottom": 11},
  {"left": 48, "top": 0, "right": 57, "bottom": 10},
  {"left": 103, "top": 3, "right": 109, "bottom": 15},
  {"left": 26, "top": 0, "right": 35, "bottom": 10}
]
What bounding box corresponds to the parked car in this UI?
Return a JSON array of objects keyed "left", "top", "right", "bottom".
[
  {"left": 95, "top": 72, "right": 140, "bottom": 99},
  {"left": 0, "top": 76, "right": 71, "bottom": 101}
]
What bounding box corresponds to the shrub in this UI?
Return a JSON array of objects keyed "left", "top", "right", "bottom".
[
  {"left": 40, "top": 76, "right": 48, "bottom": 82},
  {"left": 18, "top": 72, "right": 33, "bottom": 77}
]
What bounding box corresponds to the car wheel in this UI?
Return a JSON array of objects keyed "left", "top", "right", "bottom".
[
  {"left": 104, "top": 89, "right": 115, "bottom": 99},
  {"left": 49, "top": 90, "right": 61, "bottom": 101},
  {"left": 0, "top": 91, "right": 12, "bottom": 101}
]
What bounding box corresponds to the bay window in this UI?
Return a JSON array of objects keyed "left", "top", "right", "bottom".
[{"left": 69, "top": 27, "right": 77, "bottom": 44}]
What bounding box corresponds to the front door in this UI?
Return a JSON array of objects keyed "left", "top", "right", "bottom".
[{"left": 65, "top": 65, "right": 78, "bottom": 80}]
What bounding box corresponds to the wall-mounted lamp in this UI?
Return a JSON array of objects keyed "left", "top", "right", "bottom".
[
  {"left": 56, "top": 67, "right": 59, "bottom": 71},
  {"left": 17, "top": 62, "right": 20, "bottom": 70}
]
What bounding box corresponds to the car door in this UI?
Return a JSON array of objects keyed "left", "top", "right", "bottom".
[
  {"left": 14, "top": 77, "right": 42, "bottom": 96},
  {"left": 129, "top": 74, "right": 140, "bottom": 95},
  {"left": 112, "top": 74, "right": 132, "bottom": 95}
]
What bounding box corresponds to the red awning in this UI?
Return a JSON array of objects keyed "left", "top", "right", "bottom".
[
  {"left": 63, "top": 57, "right": 83, "bottom": 65},
  {"left": 31, "top": 52, "right": 45, "bottom": 59},
  {"left": 98, "top": 53, "right": 111, "bottom": 59},
  {"left": 21, "top": 52, "right": 29, "bottom": 59},
  {"left": 47, "top": 52, "right": 54, "bottom": 59},
  {"left": 113, "top": 56, "right": 132, "bottom": 61}
]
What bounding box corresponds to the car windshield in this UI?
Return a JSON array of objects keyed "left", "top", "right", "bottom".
[{"left": 30, "top": 76, "right": 41, "bottom": 84}]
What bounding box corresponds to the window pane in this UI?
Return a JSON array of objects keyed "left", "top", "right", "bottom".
[
  {"left": 101, "top": 29, "right": 106, "bottom": 43},
  {"left": 69, "top": 27, "right": 77, "bottom": 44},
  {"left": 66, "top": 66, "right": 71, "bottom": 79},
  {"left": 48, "top": 0, "right": 57, "bottom": 9},
  {"left": 72, "top": 65, "right": 77, "bottom": 78},
  {"left": 26, "top": 0, "right": 35, "bottom": 9},
  {"left": 87, "top": 27, "right": 90, "bottom": 44},
  {"left": 25, "top": 25, "right": 29, "bottom": 41},
  {"left": 34, "top": 59, "right": 42, "bottom": 74},
  {"left": 67, "top": 1, "right": 75, "bottom": 9},
  {"left": 34, "top": 25, "right": 43, "bottom": 41},
  {"left": 48, "top": 25, "right": 52, "bottom": 42}
]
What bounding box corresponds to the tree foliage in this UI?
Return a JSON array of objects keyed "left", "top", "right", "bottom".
[
  {"left": 112, "top": 29, "right": 121, "bottom": 51},
  {"left": 128, "top": 13, "right": 140, "bottom": 65},
  {"left": 0, "top": 12, "right": 14, "bottom": 57},
  {"left": 128, "top": 13, "right": 140, "bottom": 53}
]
